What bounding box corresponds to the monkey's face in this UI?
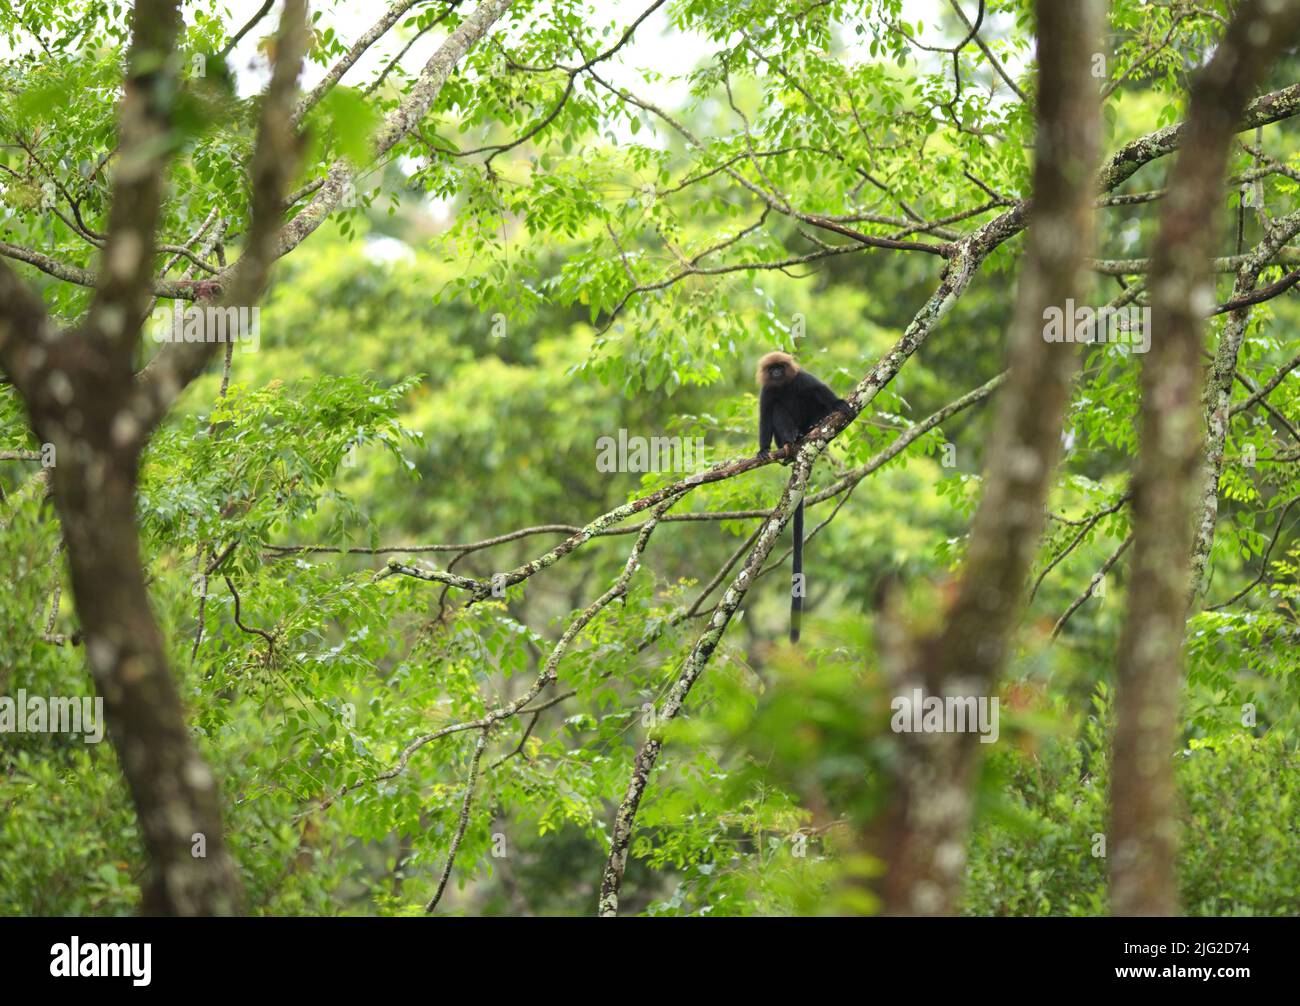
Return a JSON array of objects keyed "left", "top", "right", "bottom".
[
  {"left": 756, "top": 351, "right": 799, "bottom": 387},
  {"left": 766, "top": 363, "right": 788, "bottom": 383}
]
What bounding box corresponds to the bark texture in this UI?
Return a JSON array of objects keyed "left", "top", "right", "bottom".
[
  {"left": 0, "top": 0, "right": 309, "bottom": 914},
  {"left": 1111, "top": 0, "right": 1300, "bottom": 918},
  {"left": 871, "top": 0, "right": 1103, "bottom": 916}
]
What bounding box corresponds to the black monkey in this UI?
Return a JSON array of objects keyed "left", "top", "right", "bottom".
[{"left": 756, "top": 351, "right": 850, "bottom": 643}]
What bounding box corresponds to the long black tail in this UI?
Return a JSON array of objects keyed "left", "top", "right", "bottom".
[{"left": 790, "top": 499, "right": 804, "bottom": 643}]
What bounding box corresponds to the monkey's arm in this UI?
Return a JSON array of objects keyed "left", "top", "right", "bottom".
[{"left": 757, "top": 388, "right": 775, "bottom": 456}]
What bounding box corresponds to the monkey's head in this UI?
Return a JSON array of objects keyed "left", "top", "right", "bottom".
[{"left": 757, "top": 351, "right": 799, "bottom": 388}]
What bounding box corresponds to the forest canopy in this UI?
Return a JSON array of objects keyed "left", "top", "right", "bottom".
[{"left": 1, "top": 0, "right": 1299, "bottom": 918}]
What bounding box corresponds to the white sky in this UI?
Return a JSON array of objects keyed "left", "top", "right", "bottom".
[{"left": 223, "top": 0, "right": 968, "bottom": 100}]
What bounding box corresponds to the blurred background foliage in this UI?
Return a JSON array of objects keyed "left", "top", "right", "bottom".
[{"left": 2, "top": 0, "right": 1299, "bottom": 914}]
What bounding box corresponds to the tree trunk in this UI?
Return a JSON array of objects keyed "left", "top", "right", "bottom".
[
  {"left": 1110, "top": 0, "right": 1300, "bottom": 917},
  {"left": 40, "top": 408, "right": 242, "bottom": 914},
  {"left": 871, "top": 0, "right": 1103, "bottom": 915}
]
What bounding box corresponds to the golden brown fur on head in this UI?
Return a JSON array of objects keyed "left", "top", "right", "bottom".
[{"left": 757, "top": 351, "right": 800, "bottom": 388}]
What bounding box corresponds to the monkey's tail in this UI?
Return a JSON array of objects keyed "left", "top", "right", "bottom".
[{"left": 790, "top": 499, "right": 804, "bottom": 644}]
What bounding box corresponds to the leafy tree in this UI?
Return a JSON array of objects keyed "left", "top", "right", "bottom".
[{"left": 3, "top": 0, "right": 1300, "bottom": 917}]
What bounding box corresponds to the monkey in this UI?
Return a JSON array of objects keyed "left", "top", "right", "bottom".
[{"left": 755, "top": 351, "right": 850, "bottom": 643}]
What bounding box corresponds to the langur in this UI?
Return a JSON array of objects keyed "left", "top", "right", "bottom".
[{"left": 756, "top": 351, "right": 850, "bottom": 643}]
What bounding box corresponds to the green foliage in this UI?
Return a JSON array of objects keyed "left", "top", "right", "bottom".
[{"left": 2, "top": 0, "right": 1299, "bottom": 917}]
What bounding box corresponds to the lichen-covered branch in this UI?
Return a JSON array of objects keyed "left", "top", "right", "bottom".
[
  {"left": 1052, "top": 534, "right": 1134, "bottom": 640},
  {"left": 595, "top": 195, "right": 1028, "bottom": 917},
  {"left": 133, "top": 0, "right": 515, "bottom": 419},
  {"left": 292, "top": 0, "right": 426, "bottom": 127},
  {"left": 309, "top": 493, "right": 682, "bottom": 815},
  {"left": 425, "top": 727, "right": 489, "bottom": 913},
  {"left": 1190, "top": 209, "right": 1300, "bottom": 597}
]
